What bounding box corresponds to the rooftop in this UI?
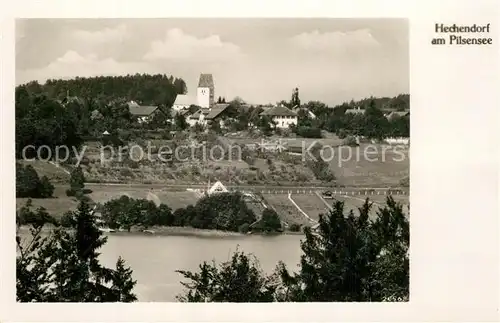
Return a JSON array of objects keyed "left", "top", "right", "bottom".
[
  {"left": 173, "top": 94, "right": 196, "bottom": 106},
  {"left": 260, "top": 105, "right": 297, "bottom": 117},
  {"left": 127, "top": 101, "right": 158, "bottom": 116},
  {"left": 198, "top": 73, "right": 214, "bottom": 88},
  {"left": 189, "top": 104, "right": 230, "bottom": 120}
]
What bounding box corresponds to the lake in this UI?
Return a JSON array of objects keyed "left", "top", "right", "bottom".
[{"left": 97, "top": 233, "right": 304, "bottom": 301}]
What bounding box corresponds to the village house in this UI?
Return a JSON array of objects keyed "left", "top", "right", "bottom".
[
  {"left": 259, "top": 104, "right": 298, "bottom": 128},
  {"left": 296, "top": 106, "right": 317, "bottom": 119},
  {"left": 127, "top": 100, "right": 159, "bottom": 123},
  {"left": 384, "top": 110, "right": 410, "bottom": 120},
  {"left": 187, "top": 104, "right": 230, "bottom": 128},
  {"left": 345, "top": 107, "right": 364, "bottom": 115}
]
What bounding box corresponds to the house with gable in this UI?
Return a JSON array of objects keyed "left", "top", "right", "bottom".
[
  {"left": 259, "top": 104, "right": 298, "bottom": 128},
  {"left": 127, "top": 100, "right": 160, "bottom": 123},
  {"left": 207, "top": 180, "right": 229, "bottom": 196}
]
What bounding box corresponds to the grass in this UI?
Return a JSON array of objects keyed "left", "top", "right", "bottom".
[
  {"left": 17, "top": 196, "right": 79, "bottom": 217},
  {"left": 289, "top": 194, "right": 329, "bottom": 221},
  {"left": 87, "top": 185, "right": 200, "bottom": 210},
  {"left": 261, "top": 194, "right": 311, "bottom": 226},
  {"left": 326, "top": 144, "right": 409, "bottom": 187},
  {"left": 17, "top": 160, "right": 70, "bottom": 183}
]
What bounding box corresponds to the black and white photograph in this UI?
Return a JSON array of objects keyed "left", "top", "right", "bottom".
[{"left": 14, "top": 18, "right": 411, "bottom": 303}]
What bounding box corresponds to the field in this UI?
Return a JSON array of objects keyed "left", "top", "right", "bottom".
[
  {"left": 326, "top": 144, "right": 409, "bottom": 187},
  {"left": 260, "top": 191, "right": 409, "bottom": 226},
  {"left": 288, "top": 194, "right": 330, "bottom": 221},
  {"left": 18, "top": 160, "right": 70, "bottom": 183},
  {"left": 17, "top": 184, "right": 201, "bottom": 218},
  {"left": 261, "top": 194, "right": 311, "bottom": 226}
]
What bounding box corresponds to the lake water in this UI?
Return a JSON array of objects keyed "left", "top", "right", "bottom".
[{"left": 98, "top": 234, "right": 304, "bottom": 301}]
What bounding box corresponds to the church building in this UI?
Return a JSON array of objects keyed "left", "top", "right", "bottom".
[{"left": 172, "top": 73, "right": 216, "bottom": 111}]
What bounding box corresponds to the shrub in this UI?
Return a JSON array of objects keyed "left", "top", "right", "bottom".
[
  {"left": 238, "top": 223, "right": 250, "bottom": 233},
  {"left": 69, "top": 166, "right": 85, "bottom": 191},
  {"left": 343, "top": 135, "right": 358, "bottom": 147},
  {"left": 288, "top": 223, "right": 301, "bottom": 232},
  {"left": 16, "top": 164, "right": 54, "bottom": 198},
  {"left": 295, "top": 126, "right": 322, "bottom": 138},
  {"left": 60, "top": 211, "right": 74, "bottom": 227}
]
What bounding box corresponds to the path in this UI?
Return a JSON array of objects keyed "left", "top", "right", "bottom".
[{"left": 288, "top": 193, "right": 317, "bottom": 224}]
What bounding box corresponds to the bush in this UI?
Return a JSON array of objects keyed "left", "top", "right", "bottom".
[
  {"left": 60, "top": 212, "right": 74, "bottom": 227},
  {"left": 66, "top": 189, "right": 77, "bottom": 197},
  {"left": 337, "top": 129, "right": 347, "bottom": 139},
  {"left": 238, "top": 223, "right": 250, "bottom": 233},
  {"left": 69, "top": 166, "right": 85, "bottom": 191},
  {"left": 343, "top": 135, "right": 358, "bottom": 147},
  {"left": 288, "top": 223, "right": 301, "bottom": 232},
  {"left": 295, "top": 126, "right": 322, "bottom": 138},
  {"left": 16, "top": 164, "right": 54, "bottom": 198}
]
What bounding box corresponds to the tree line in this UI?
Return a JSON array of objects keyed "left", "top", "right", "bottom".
[
  {"left": 60, "top": 191, "right": 282, "bottom": 234},
  {"left": 293, "top": 97, "right": 409, "bottom": 140},
  {"left": 17, "top": 196, "right": 409, "bottom": 302},
  {"left": 15, "top": 74, "right": 187, "bottom": 159}
]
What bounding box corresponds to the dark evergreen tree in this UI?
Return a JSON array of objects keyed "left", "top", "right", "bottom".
[
  {"left": 69, "top": 166, "right": 85, "bottom": 192},
  {"left": 176, "top": 251, "right": 276, "bottom": 302},
  {"left": 16, "top": 200, "right": 138, "bottom": 302}
]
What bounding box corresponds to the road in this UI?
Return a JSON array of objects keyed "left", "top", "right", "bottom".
[{"left": 54, "top": 182, "right": 408, "bottom": 193}]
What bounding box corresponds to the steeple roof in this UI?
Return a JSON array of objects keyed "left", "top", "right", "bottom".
[{"left": 198, "top": 73, "right": 214, "bottom": 88}]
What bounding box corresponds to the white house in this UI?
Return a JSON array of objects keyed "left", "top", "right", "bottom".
[
  {"left": 207, "top": 180, "right": 228, "bottom": 195},
  {"left": 260, "top": 104, "right": 298, "bottom": 128}
]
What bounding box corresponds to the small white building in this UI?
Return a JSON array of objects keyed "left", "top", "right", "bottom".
[
  {"left": 259, "top": 104, "right": 298, "bottom": 128},
  {"left": 207, "top": 181, "right": 228, "bottom": 195},
  {"left": 385, "top": 137, "right": 410, "bottom": 145}
]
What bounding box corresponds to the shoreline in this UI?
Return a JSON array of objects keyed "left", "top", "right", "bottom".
[{"left": 17, "top": 225, "right": 304, "bottom": 238}]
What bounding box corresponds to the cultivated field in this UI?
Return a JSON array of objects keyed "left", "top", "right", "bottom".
[
  {"left": 261, "top": 194, "right": 311, "bottom": 226},
  {"left": 289, "top": 194, "right": 329, "bottom": 221}
]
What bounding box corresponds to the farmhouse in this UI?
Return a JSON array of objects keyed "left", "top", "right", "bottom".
[
  {"left": 187, "top": 104, "right": 230, "bottom": 128},
  {"left": 260, "top": 104, "right": 298, "bottom": 128},
  {"left": 127, "top": 101, "right": 159, "bottom": 123}
]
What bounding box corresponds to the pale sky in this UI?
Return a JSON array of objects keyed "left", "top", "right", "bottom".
[{"left": 16, "top": 18, "right": 409, "bottom": 106}]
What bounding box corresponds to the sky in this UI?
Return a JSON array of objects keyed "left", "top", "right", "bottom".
[{"left": 16, "top": 18, "right": 409, "bottom": 106}]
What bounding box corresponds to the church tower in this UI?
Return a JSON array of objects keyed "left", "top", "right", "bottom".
[{"left": 197, "top": 73, "right": 215, "bottom": 109}]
